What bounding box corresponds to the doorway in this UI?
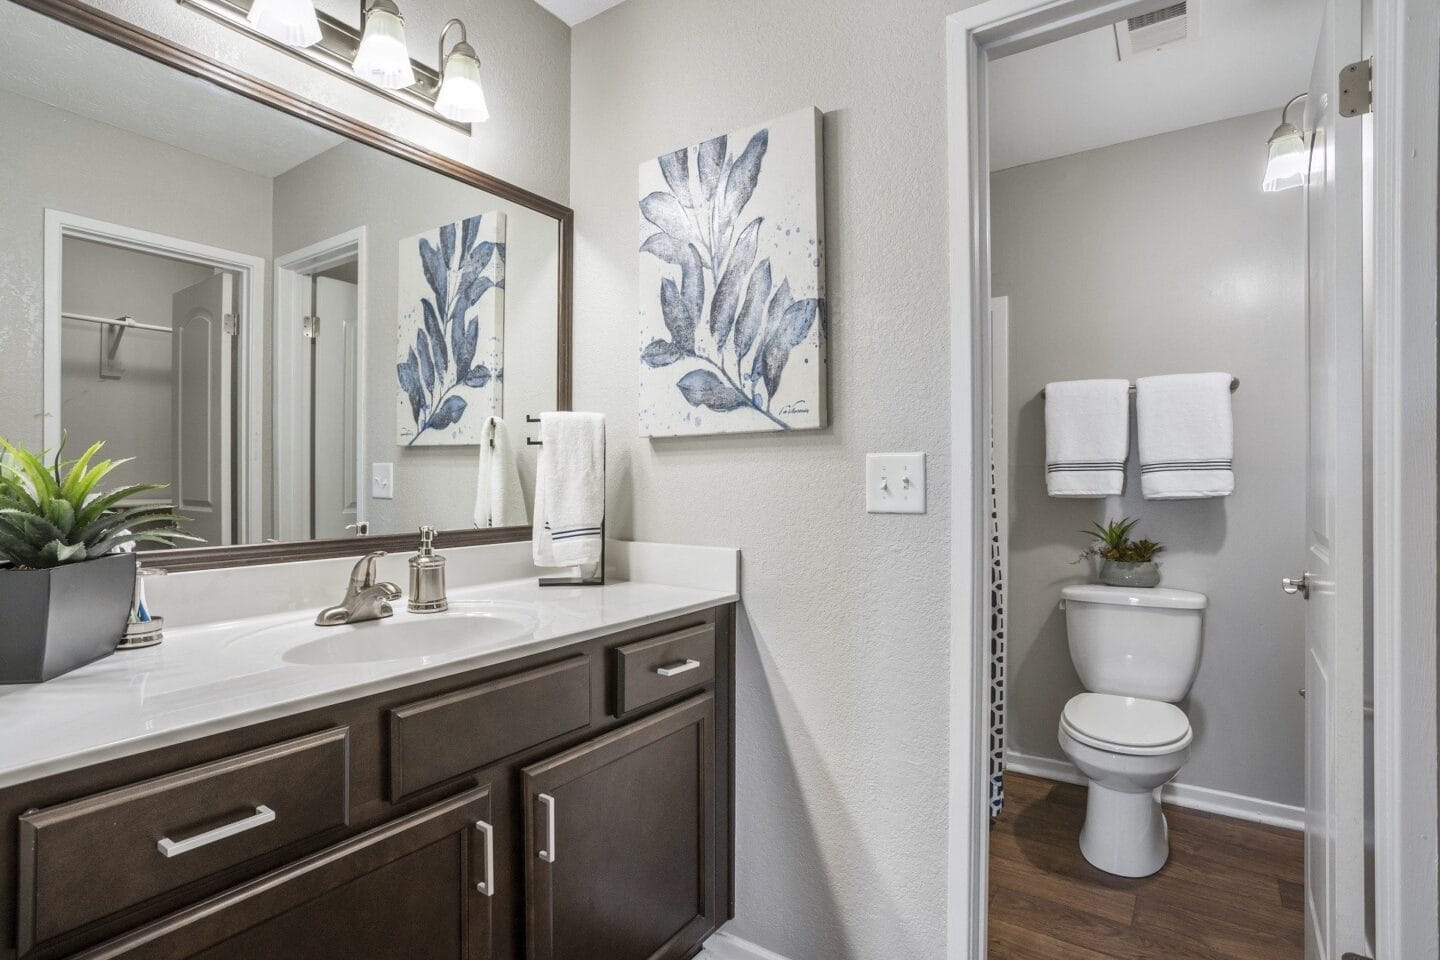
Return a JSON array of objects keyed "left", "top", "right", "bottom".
[
  {"left": 43, "top": 210, "right": 265, "bottom": 547},
  {"left": 273, "top": 229, "right": 368, "bottom": 543},
  {"left": 945, "top": 1, "right": 1437, "bottom": 958}
]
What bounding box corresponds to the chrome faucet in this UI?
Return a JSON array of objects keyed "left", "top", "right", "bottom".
[{"left": 315, "top": 551, "right": 403, "bottom": 626}]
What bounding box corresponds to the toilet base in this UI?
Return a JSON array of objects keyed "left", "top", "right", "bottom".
[{"left": 1078, "top": 782, "right": 1170, "bottom": 878}]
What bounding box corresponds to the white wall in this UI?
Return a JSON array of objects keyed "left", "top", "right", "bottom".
[
  {"left": 59, "top": 239, "right": 214, "bottom": 490},
  {"left": 0, "top": 88, "right": 273, "bottom": 452},
  {"left": 570, "top": 2, "right": 974, "bottom": 958},
  {"left": 991, "top": 111, "right": 1308, "bottom": 808},
  {"left": 272, "top": 141, "right": 560, "bottom": 535}
]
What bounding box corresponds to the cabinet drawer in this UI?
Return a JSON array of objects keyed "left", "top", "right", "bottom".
[
  {"left": 17, "top": 727, "right": 350, "bottom": 953},
  {"left": 614, "top": 623, "right": 716, "bottom": 716},
  {"left": 388, "top": 655, "right": 591, "bottom": 800}
]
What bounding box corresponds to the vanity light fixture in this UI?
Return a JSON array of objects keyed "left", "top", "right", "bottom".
[
  {"left": 1262, "top": 93, "right": 1309, "bottom": 193},
  {"left": 180, "top": 0, "right": 470, "bottom": 131},
  {"left": 434, "top": 19, "right": 490, "bottom": 124},
  {"left": 245, "top": 0, "right": 322, "bottom": 48},
  {"left": 352, "top": 0, "right": 416, "bottom": 90}
]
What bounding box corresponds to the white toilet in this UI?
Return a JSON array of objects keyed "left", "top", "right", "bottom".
[{"left": 1057, "top": 583, "right": 1207, "bottom": 878}]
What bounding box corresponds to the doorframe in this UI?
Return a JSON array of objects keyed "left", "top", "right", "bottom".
[
  {"left": 272, "top": 228, "right": 368, "bottom": 543},
  {"left": 1370, "top": 1, "right": 1440, "bottom": 955},
  {"left": 43, "top": 209, "right": 266, "bottom": 544},
  {"left": 944, "top": 2, "right": 1440, "bottom": 958}
]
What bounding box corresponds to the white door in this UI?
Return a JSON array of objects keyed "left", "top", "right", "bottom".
[
  {"left": 1301, "top": 0, "right": 1369, "bottom": 956},
  {"left": 171, "top": 273, "right": 233, "bottom": 548},
  {"left": 311, "top": 277, "right": 360, "bottom": 540}
]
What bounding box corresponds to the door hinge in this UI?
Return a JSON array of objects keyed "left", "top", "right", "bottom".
[
  {"left": 302, "top": 315, "right": 320, "bottom": 339},
  {"left": 222, "top": 313, "right": 239, "bottom": 336},
  {"left": 1339, "top": 58, "right": 1373, "bottom": 117}
]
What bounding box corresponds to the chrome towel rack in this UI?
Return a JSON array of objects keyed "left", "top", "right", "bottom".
[{"left": 1040, "top": 377, "right": 1239, "bottom": 399}]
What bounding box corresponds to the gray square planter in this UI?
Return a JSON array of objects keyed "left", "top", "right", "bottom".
[{"left": 0, "top": 552, "right": 136, "bottom": 683}]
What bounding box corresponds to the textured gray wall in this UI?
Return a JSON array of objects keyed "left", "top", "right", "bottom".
[
  {"left": 0, "top": 88, "right": 273, "bottom": 452},
  {"left": 570, "top": 1, "right": 975, "bottom": 957},
  {"left": 991, "top": 111, "right": 1308, "bottom": 808}
]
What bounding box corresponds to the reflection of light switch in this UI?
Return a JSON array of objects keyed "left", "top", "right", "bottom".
[
  {"left": 866, "top": 453, "right": 926, "bottom": 514},
  {"left": 371, "top": 463, "right": 395, "bottom": 500}
]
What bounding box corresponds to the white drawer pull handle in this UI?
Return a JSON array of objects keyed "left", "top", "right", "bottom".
[
  {"left": 158, "top": 805, "right": 275, "bottom": 859},
  {"left": 538, "top": 793, "right": 557, "bottom": 864},
  {"left": 656, "top": 659, "right": 701, "bottom": 678},
  {"left": 474, "top": 820, "right": 495, "bottom": 896}
]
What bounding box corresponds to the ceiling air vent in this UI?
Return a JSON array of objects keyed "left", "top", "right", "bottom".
[{"left": 1114, "top": 2, "right": 1194, "bottom": 60}]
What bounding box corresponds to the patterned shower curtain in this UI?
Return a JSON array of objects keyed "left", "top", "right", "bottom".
[{"left": 988, "top": 445, "right": 1007, "bottom": 817}]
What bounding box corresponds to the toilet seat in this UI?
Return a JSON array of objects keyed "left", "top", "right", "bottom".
[{"left": 1060, "top": 692, "right": 1192, "bottom": 756}]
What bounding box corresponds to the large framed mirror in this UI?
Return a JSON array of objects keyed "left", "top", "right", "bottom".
[{"left": 0, "top": 0, "right": 572, "bottom": 570}]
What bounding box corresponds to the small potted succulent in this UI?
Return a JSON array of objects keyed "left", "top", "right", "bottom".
[
  {"left": 1078, "top": 517, "right": 1165, "bottom": 588},
  {"left": 0, "top": 438, "right": 197, "bottom": 683}
]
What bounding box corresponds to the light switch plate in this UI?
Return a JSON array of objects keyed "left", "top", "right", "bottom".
[
  {"left": 866, "top": 453, "right": 926, "bottom": 514},
  {"left": 371, "top": 462, "right": 395, "bottom": 500}
]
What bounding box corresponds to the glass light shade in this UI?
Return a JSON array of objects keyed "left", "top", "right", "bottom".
[
  {"left": 1263, "top": 123, "right": 1308, "bottom": 193},
  {"left": 435, "top": 44, "right": 489, "bottom": 123},
  {"left": 353, "top": 4, "right": 416, "bottom": 90},
  {"left": 246, "top": 0, "right": 322, "bottom": 48}
]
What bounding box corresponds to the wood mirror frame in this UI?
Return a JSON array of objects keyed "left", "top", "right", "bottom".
[{"left": 11, "top": 0, "right": 574, "bottom": 572}]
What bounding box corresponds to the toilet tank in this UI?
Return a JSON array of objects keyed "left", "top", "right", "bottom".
[{"left": 1061, "top": 584, "right": 1207, "bottom": 702}]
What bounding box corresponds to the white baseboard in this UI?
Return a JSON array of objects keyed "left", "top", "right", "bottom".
[
  {"left": 699, "top": 930, "right": 796, "bottom": 960},
  {"left": 1004, "top": 749, "right": 1305, "bottom": 832}
]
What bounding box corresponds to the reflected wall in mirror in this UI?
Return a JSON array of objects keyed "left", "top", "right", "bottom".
[{"left": 0, "top": 0, "right": 569, "bottom": 560}]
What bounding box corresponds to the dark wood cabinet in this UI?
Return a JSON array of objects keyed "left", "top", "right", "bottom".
[
  {"left": 71, "top": 786, "right": 494, "bottom": 960},
  {"left": 0, "top": 605, "right": 734, "bottom": 960},
  {"left": 522, "top": 695, "right": 718, "bottom": 960}
]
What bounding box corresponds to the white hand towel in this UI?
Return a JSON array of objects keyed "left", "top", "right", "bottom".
[
  {"left": 1136, "top": 372, "right": 1235, "bottom": 499},
  {"left": 532, "top": 412, "right": 605, "bottom": 568},
  {"left": 1044, "top": 379, "right": 1130, "bottom": 498},
  {"left": 474, "top": 417, "right": 528, "bottom": 528}
]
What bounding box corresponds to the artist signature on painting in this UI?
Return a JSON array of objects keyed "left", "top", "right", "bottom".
[{"left": 779, "top": 401, "right": 810, "bottom": 416}]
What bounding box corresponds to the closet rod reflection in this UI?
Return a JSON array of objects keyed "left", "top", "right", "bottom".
[{"left": 1040, "top": 377, "right": 1239, "bottom": 398}]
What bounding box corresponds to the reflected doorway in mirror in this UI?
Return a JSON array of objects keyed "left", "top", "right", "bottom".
[{"left": 396, "top": 211, "right": 507, "bottom": 446}]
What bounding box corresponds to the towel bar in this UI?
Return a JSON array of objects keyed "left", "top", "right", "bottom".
[{"left": 1040, "top": 377, "right": 1239, "bottom": 399}]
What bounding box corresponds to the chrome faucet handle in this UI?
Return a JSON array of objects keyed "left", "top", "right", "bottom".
[{"left": 348, "top": 551, "right": 387, "bottom": 593}]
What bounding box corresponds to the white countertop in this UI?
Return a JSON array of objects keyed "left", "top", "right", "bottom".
[{"left": 0, "top": 542, "right": 738, "bottom": 789}]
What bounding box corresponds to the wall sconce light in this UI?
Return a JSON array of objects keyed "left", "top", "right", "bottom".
[
  {"left": 245, "top": 0, "right": 321, "bottom": 48},
  {"left": 435, "top": 20, "right": 490, "bottom": 124},
  {"left": 1262, "top": 93, "right": 1309, "bottom": 193},
  {"left": 180, "top": 0, "right": 480, "bottom": 131},
  {"left": 352, "top": 0, "right": 416, "bottom": 90}
]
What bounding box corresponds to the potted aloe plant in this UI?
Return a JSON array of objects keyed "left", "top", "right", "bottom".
[
  {"left": 1078, "top": 517, "right": 1165, "bottom": 588},
  {"left": 0, "top": 438, "right": 196, "bottom": 683}
]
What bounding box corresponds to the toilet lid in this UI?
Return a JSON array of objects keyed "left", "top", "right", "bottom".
[{"left": 1060, "top": 693, "right": 1192, "bottom": 756}]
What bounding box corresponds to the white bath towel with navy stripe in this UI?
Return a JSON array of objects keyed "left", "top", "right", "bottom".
[
  {"left": 532, "top": 412, "right": 606, "bottom": 568},
  {"left": 1044, "top": 379, "right": 1130, "bottom": 498},
  {"left": 1136, "top": 372, "right": 1235, "bottom": 499}
]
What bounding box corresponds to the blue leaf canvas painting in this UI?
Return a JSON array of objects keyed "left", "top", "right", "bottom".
[
  {"left": 638, "top": 107, "right": 827, "bottom": 437},
  {"left": 396, "top": 212, "right": 506, "bottom": 445}
]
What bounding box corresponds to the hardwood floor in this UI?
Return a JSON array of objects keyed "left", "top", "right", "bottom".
[{"left": 989, "top": 773, "right": 1305, "bottom": 960}]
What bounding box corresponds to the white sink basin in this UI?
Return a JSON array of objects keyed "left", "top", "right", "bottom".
[{"left": 224, "top": 603, "right": 539, "bottom": 667}]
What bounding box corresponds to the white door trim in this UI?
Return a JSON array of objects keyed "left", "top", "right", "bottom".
[
  {"left": 946, "top": 1, "right": 1440, "bottom": 957},
  {"left": 1371, "top": 1, "right": 1440, "bottom": 955},
  {"left": 43, "top": 209, "right": 266, "bottom": 544},
  {"left": 272, "top": 228, "right": 368, "bottom": 543}
]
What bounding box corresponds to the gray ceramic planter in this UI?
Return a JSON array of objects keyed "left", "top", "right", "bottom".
[
  {"left": 1099, "top": 560, "right": 1161, "bottom": 589},
  {"left": 0, "top": 552, "right": 136, "bottom": 683}
]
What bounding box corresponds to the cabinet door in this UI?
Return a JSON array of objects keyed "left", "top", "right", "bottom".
[
  {"left": 522, "top": 695, "right": 717, "bottom": 960},
  {"left": 72, "top": 785, "right": 495, "bottom": 960}
]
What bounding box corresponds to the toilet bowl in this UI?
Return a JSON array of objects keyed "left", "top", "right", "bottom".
[
  {"left": 1057, "top": 691, "right": 1192, "bottom": 877},
  {"left": 1058, "top": 584, "right": 1206, "bottom": 877}
]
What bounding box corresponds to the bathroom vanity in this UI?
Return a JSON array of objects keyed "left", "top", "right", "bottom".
[{"left": 0, "top": 559, "right": 736, "bottom": 960}]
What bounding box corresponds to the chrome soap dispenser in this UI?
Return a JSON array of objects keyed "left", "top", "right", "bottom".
[{"left": 408, "top": 526, "right": 448, "bottom": 613}]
